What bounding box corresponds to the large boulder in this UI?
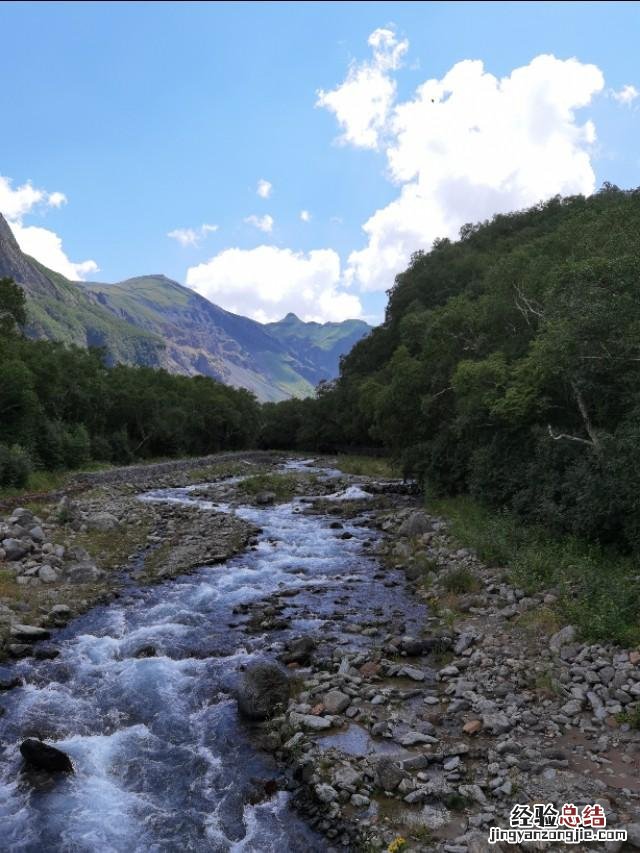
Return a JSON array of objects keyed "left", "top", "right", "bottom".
[
  {"left": 10, "top": 624, "right": 51, "bottom": 643},
  {"left": 1, "top": 538, "right": 29, "bottom": 562},
  {"left": 20, "top": 739, "right": 73, "bottom": 773},
  {"left": 236, "top": 661, "right": 290, "bottom": 721},
  {"left": 280, "top": 636, "right": 316, "bottom": 666},
  {"left": 254, "top": 491, "right": 276, "bottom": 506},
  {"left": 374, "top": 757, "right": 404, "bottom": 791},
  {"left": 86, "top": 512, "right": 120, "bottom": 532}
]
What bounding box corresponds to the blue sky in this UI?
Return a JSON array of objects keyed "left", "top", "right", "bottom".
[{"left": 1, "top": 1, "right": 638, "bottom": 324}]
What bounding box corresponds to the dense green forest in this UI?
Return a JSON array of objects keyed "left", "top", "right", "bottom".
[
  {"left": 0, "top": 277, "right": 259, "bottom": 487},
  {"left": 260, "top": 186, "right": 640, "bottom": 554}
]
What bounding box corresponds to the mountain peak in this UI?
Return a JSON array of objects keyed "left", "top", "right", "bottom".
[
  {"left": 283, "top": 312, "right": 301, "bottom": 323},
  {"left": 0, "top": 212, "right": 19, "bottom": 250}
]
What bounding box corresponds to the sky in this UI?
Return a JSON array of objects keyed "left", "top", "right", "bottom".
[{"left": 0, "top": 1, "right": 639, "bottom": 324}]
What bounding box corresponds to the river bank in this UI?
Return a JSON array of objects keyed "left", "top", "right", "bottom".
[{"left": 0, "top": 455, "right": 638, "bottom": 851}]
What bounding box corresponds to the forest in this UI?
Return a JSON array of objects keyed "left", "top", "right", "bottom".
[
  {"left": 0, "top": 277, "right": 260, "bottom": 487},
  {"left": 260, "top": 186, "right": 640, "bottom": 555}
]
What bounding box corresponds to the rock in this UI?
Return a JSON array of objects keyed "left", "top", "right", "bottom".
[
  {"left": 289, "top": 712, "right": 332, "bottom": 731},
  {"left": 463, "top": 719, "right": 482, "bottom": 735},
  {"left": 351, "top": 793, "right": 370, "bottom": 807},
  {"left": 629, "top": 651, "right": 640, "bottom": 666},
  {"left": 322, "top": 690, "right": 350, "bottom": 715},
  {"left": 398, "top": 511, "right": 433, "bottom": 538},
  {"left": 280, "top": 636, "right": 316, "bottom": 666},
  {"left": 1, "top": 538, "right": 29, "bottom": 561},
  {"left": 38, "top": 565, "right": 58, "bottom": 583},
  {"left": 0, "top": 676, "right": 21, "bottom": 690},
  {"left": 398, "top": 731, "right": 438, "bottom": 746},
  {"left": 236, "top": 661, "right": 290, "bottom": 721},
  {"left": 20, "top": 739, "right": 73, "bottom": 773},
  {"left": 560, "top": 699, "right": 583, "bottom": 717},
  {"left": 550, "top": 625, "right": 576, "bottom": 654},
  {"left": 10, "top": 508, "right": 34, "bottom": 526},
  {"left": 86, "top": 512, "right": 120, "bottom": 532},
  {"left": 134, "top": 645, "right": 157, "bottom": 658},
  {"left": 255, "top": 491, "right": 276, "bottom": 506},
  {"left": 9, "top": 624, "right": 50, "bottom": 643},
  {"left": 623, "top": 824, "right": 640, "bottom": 848},
  {"left": 49, "top": 604, "right": 72, "bottom": 618},
  {"left": 28, "top": 526, "right": 45, "bottom": 543},
  {"left": 401, "top": 665, "right": 426, "bottom": 681},
  {"left": 315, "top": 783, "right": 338, "bottom": 803},
  {"left": 65, "top": 561, "right": 104, "bottom": 583},
  {"left": 458, "top": 783, "right": 487, "bottom": 805},
  {"left": 481, "top": 713, "right": 512, "bottom": 735},
  {"left": 374, "top": 757, "right": 404, "bottom": 791},
  {"left": 419, "top": 804, "right": 450, "bottom": 830}
]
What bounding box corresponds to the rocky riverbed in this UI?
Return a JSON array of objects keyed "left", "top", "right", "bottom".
[{"left": 0, "top": 455, "right": 639, "bottom": 852}]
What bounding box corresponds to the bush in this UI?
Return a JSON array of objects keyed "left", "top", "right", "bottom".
[{"left": 0, "top": 443, "right": 32, "bottom": 488}]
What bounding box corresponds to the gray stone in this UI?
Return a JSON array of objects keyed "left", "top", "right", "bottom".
[
  {"left": 550, "top": 625, "right": 577, "bottom": 654},
  {"left": 560, "top": 699, "right": 583, "bottom": 717},
  {"left": 315, "top": 783, "right": 338, "bottom": 803},
  {"left": 255, "top": 491, "right": 276, "bottom": 506},
  {"left": 10, "top": 624, "right": 50, "bottom": 642},
  {"left": 1, "top": 538, "right": 29, "bottom": 561},
  {"left": 322, "top": 690, "right": 350, "bottom": 715},
  {"left": 481, "top": 712, "right": 512, "bottom": 735},
  {"left": 86, "top": 512, "right": 119, "bottom": 532},
  {"left": 289, "top": 712, "right": 332, "bottom": 731},
  {"left": 38, "top": 565, "right": 58, "bottom": 583},
  {"left": 374, "top": 757, "right": 404, "bottom": 791}
]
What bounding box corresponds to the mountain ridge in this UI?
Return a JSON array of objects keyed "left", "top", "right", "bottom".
[{"left": 0, "top": 213, "right": 371, "bottom": 400}]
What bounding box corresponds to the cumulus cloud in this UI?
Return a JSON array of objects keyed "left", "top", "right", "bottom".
[
  {"left": 11, "top": 222, "right": 98, "bottom": 279},
  {"left": 320, "top": 32, "right": 605, "bottom": 292},
  {"left": 167, "top": 223, "right": 218, "bottom": 247},
  {"left": 185, "top": 245, "right": 362, "bottom": 323},
  {"left": 244, "top": 213, "right": 274, "bottom": 233},
  {"left": 300, "top": 209, "right": 311, "bottom": 222},
  {"left": 612, "top": 83, "right": 639, "bottom": 105},
  {"left": 256, "top": 178, "right": 272, "bottom": 198},
  {"left": 316, "top": 27, "right": 408, "bottom": 149},
  {"left": 0, "top": 175, "right": 98, "bottom": 279}
]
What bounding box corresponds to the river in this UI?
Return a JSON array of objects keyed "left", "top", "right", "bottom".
[{"left": 0, "top": 461, "right": 422, "bottom": 852}]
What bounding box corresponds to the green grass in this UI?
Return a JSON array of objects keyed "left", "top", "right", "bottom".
[
  {"left": 238, "top": 472, "right": 300, "bottom": 501},
  {"left": 441, "top": 565, "right": 480, "bottom": 594},
  {"left": 429, "top": 495, "right": 640, "bottom": 647},
  {"left": 333, "top": 455, "right": 399, "bottom": 478}
]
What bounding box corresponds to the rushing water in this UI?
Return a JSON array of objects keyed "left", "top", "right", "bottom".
[{"left": 0, "top": 463, "right": 423, "bottom": 852}]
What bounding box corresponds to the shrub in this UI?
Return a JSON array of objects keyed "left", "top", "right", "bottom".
[{"left": 0, "top": 443, "right": 32, "bottom": 487}]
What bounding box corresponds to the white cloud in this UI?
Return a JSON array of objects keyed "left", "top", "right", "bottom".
[
  {"left": 11, "top": 222, "right": 98, "bottom": 279},
  {"left": 257, "top": 179, "right": 272, "bottom": 198},
  {"left": 167, "top": 222, "right": 218, "bottom": 247},
  {"left": 612, "top": 83, "right": 639, "bottom": 105},
  {"left": 300, "top": 209, "right": 311, "bottom": 222},
  {"left": 320, "top": 34, "right": 605, "bottom": 292},
  {"left": 244, "top": 213, "right": 274, "bottom": 233},
  {"left": 0, "top": 175, "right": 98, "bottom": 279},
  {"left": 185, "top": 245, "right": 362, "bottom": 323},
  {"left": 316, "top": 26, "right": 408, "bottom": 149}
]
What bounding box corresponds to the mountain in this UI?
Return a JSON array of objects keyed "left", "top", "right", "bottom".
[
  {"left": 0, "top": 214, "right": 371, "bottom": 400},
  {"left": 0, "top": 215, "right": 164, "bottom": 367},
  {"left": 265, "top": 312, "right": 372, "bottom": 386}
]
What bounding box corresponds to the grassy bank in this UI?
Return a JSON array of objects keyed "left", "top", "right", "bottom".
[
  {"left": 332, "top": 455, "right": 400, "bottom": 478},
  {"left": 428, "top": 495, "right": 640, "bottom": 647}
]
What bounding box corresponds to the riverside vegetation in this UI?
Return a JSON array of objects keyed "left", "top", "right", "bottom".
[{"left": 260, "top": 186, "right": 640, "bottom": 648}]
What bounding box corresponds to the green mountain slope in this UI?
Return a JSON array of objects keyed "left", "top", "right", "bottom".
[
  {"left": 0, "top": 215, "right": 164, "bottom": 366},
  {"left": 0, "top": 213, "right": 371, "bottom": 400},
  {"left": 265, "top": 312, "right": 372, "bottom": 385}
]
